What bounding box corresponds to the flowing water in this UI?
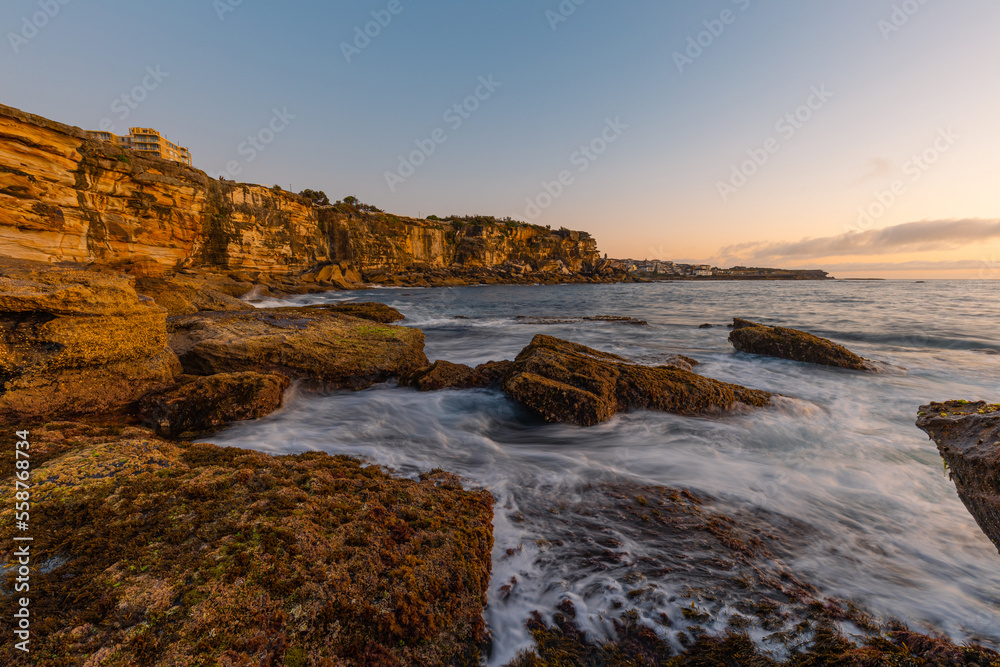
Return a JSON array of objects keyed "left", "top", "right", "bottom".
[{"left": 208, "top": 281, "right": 1000, "bottom": 663}]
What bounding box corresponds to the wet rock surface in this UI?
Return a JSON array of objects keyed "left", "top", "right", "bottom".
[
  {"left": 502, "top": 335, "right": 770, "bottom": 426},
  {"left": 728, "top": 318, "right": 875, "bottom": 371},
  {"left": 476, "top": 360, "right": 515, "bottom": 387},
  {"left": 0, "top": 264, "right": 178, "bottom": 420},
  {"left": 917, "top": 400, "right": 1000, "bottom": 555},
  {"left": 168, "top": 307, "right": 429, "bottom": 390},
  {"left": 138, "top": 372, "right": 291, "bottom": 439},
  {"left": 401, "top": 360, "right": 490, "bottom": 392},
  {"left": 314, "top": 301, "right": 406, "bottom": 323},
  {"left": 497, "top": 482, "right": 1000, "bottom": 666},
  {"left": 0, "top": 424, "right": 494, "bottom": 666}
]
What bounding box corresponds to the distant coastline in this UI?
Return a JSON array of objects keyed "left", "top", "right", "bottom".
[{"left": 616, "top": 259, "right": 833, "bottom": 281}]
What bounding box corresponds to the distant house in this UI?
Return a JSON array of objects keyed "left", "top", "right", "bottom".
[
  {"left": 87, "top": 127, "right": 192, "bottom": 166},
  {"left": 693, "top": 264, "right": 713, "bottom": 277}
]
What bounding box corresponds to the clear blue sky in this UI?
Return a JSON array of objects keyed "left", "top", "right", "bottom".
[{"left": 3, "top": 0, "right": 999, "bottom": 276}]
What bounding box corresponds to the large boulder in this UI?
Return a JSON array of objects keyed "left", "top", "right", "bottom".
[
  {"left": 502, "top": 335, "right": 771, "bottom": 426},
  {"left": 916, "top": 401, "right": 1000, "bottom": 555},
  {"left": 0, "top": 265, "right": 178, "bottom": 419},
  {"left": 138, "top": 372, "right": 290, "bottom": 438},
  {"left": 728, "top": 319, "right": 873, "bottom": 370},
  {"left": 168, "top": 307, "right": 428, "bottom": 390},
  {"left": 0, "top": 425, "right": 494, "bottom": 666}
]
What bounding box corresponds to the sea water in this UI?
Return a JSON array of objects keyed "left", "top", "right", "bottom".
[{"left": 208, "top": 281, "right": 1000, "bottom": 664}]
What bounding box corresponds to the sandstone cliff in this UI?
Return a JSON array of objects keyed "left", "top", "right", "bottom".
[{"left": 0, "top": 103, "right": 601, "bottom": 281}]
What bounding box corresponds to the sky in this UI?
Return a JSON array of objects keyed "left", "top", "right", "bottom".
[{"left": 2, "top": 0, "right": 998, "bottom": 278}]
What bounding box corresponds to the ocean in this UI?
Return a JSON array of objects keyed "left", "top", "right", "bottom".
[{"left": 207, "top": 280, "right": 1000, "bottom": 664}]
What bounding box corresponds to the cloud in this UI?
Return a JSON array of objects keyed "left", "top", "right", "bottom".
[
  {"left": 715, "top": 218, "right": 1000, "bottom": 265},
  {"left": 852, "top": 157, "right": 893, "bottom": 184}
]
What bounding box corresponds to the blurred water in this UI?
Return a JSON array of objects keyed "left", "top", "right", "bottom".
[{"left": 214, "top": 281, "right": 1000, "bottom": 663}]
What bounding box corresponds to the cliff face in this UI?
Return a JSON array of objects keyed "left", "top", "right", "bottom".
[{"left": 0, "top": 103, "right": 600, "bottom": 277}]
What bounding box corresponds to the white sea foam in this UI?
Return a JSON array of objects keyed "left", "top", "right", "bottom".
[{"left": 208, "top": 281, "right": 1000, "bottom": 662}]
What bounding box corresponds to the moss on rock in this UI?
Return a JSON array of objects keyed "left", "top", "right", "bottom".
[
  {"left": 502, "top": 335, "right": 771, "bottom": 426},
  {"left": 728, "top": 319, "right": 873, "bottom": 371},
  {"left": 168, "top": 307, "right": 429, "bottom": 390},
  {"left": 0, "top": 427, "right": 494, "bottom": 666}
]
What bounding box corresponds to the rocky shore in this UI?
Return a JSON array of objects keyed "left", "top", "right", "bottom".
[
  {"left": 2, "top": 103, "right": 997, "bottom": 666},
  {"left": 2, "top": 259, "right": 998, "bottom": 665}
]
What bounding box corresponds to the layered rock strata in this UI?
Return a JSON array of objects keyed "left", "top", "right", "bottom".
[
  {"left": 0, "top": 263, "right": 178, "bottom": 420},
  {"left": 0, "top": 103, "right": 606, "bottom": 286}
]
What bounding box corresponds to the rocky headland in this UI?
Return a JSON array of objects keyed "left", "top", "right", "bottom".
[
  {"left": 0, "top": 103, "right": 633, "bottom": 296},
  {"left": 3, "top": 102, "right": 999, "bottom": 664}
]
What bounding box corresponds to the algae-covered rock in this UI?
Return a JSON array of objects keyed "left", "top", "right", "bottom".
[
  {"left": 314, "top": 301, "right": 406, "bottom": 323},
  {"left": 728, "top": 319, "right": 874, "bottom": 370},
  {"left": 138, "top": 372, "right": 290, "bottom": 438},
  {"left": 402, "top": 360, "right": 489, "bottom": 391},
  {"left": 502, "top": 335, "right": 771, "bottom": 426},
  {"left": 0, "top": 425, "right": 494, "bottom": 666},
  {"left": 916, "top": 400, "right": 1000, "bottom": 555},
  {"left": 0, "top": 265, "right": 178, "bottom": 419},
  {"left": 168, "top": 307, "right": 428, "bottom": 390},
  {"left": 476, "top": 360, "right": 515, "bottom": 387}
]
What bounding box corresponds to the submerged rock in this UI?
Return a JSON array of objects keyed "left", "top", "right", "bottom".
[
  {"left": 500, "top": 481, "right": 1000, "bottom": 666},
  {"left": 502, "top": 335, "right": 771, "bottom": 426},
  {"left": 138, "top": 372, "right": 290, "bottom": 438},
  {"left": 728, "top": 318, "right": 874, "bottom": 370},
  {"left": 916, "top": 401, "right": 1000, "bottom": 555},
  {"left": 0, "top": 265, "right": 178, "bottom": 420},
  {"left": 515, "top": 315, "right": 648, "bottom": 326},
  {"left": 0, "top": 424, "right": 493, "bottom": 666},
  {"left": 168, "top": 307, "right": 428, "bottom": 390}
]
